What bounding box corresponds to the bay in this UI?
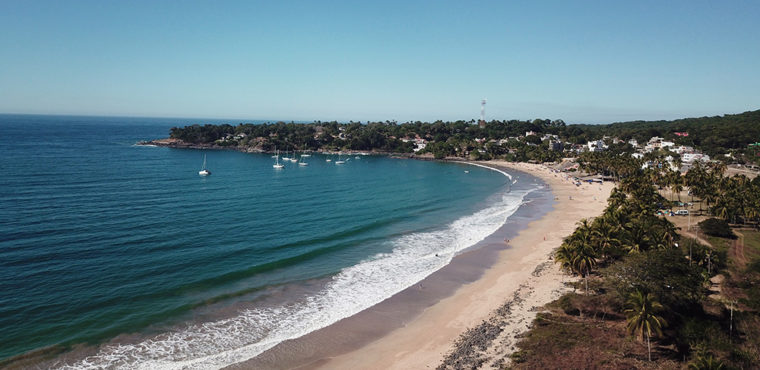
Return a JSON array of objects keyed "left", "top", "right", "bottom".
[{"left": 0, "top": 114, "right": 528, "bottom": 367}]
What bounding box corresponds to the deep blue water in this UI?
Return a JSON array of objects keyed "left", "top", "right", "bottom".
[{"left": 0, "top": 114, "right": 531, "bottom": 368}]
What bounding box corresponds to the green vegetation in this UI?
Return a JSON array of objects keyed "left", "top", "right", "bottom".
[
  {"left": 686, "top": 162, "right": 760, "bottom": 224},
  {"left": 165, "top": 109, "right": 760, "bottom": 164},
  {"left": 743, "top": 230, "right": 760, "bottom": 259},
  {"left": 512, "top": 163, "right": 759, "bottom": 368},
  {"left": 575, "top": 109, "right": 760, "bottom": 161},
  {"left": 699, "top": 218, "right": 735, "bottom": 239}
]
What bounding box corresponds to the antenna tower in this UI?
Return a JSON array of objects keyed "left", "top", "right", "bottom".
[{"left": 479, "top": 99, "right": 487, "bottom": 128}]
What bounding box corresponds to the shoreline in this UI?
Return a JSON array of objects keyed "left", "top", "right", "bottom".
[
  {"left": 21, "top": 157, "right": 542, "bottom": 369},
  {"left": 304, "top": 161, "right": 614, "bottom": 369},
  {"left": 137, "top": 138, "right": 419, "bottom": 157},
  {"left": 15, "top": 154, "right": 609, "bottom": 369},
  {"left": 223, "top": 161, "right": 550, "bottom": 369}
]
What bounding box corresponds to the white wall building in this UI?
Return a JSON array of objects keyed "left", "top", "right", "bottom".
[
  {"left": 587, "top": 139, "right": 607, "bottom": 152},
  {"left": 682, "top": 153, "right": 710, "bottom": 163}
]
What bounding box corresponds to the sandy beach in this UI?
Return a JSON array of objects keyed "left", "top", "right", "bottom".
[{"left": 311, "top": 161, "right": 614, "bottom": 369}]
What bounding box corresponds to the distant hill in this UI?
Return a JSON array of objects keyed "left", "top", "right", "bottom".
[{"left": 164, "top": 109, "right": 760, "bottom": 160}]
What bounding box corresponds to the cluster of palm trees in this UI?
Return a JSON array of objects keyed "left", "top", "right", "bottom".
[
  {"left": 579, "top": 150, "right": 760, "bottom": 227},
  {"left": 552, "top": 155, "right": 737, "bottom": 361},
  {"left": 576, "top": 151, "right": 643, "bottom": 181},
  {"left": 555, "top": 174, "right": 679, "bottom": 293},
  {"left": 550, "top": 145, "right": 755, "bottom": 366},
  {"left": 685, "top": 162, "right": 760, "bottom": 225},
  {"left": 554, "top": 173, "right": 679, "bottom": 361}
]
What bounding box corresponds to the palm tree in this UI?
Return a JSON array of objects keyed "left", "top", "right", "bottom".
[
  {"left": 623, "top": 220, "right": 652, "bottom": 254},
  {"left": 572, "top": 244, "right": 596, "bottom": 295},
  {"left": 555, "top": 220, "right": 598, "bottom": 294},
  {"left": 650, "top": 231, "right": 672, "bottom": 251},
  {"left": 672, "top": 172, "right": 684, "bottom": 203},
  {"left": 688, "top": 353, "right": 725, "bottom": 370},
  {"left": 554, "top": 243, "right": 575, "bottom": 273},
  {"left": 607, "top": 188, "right": 628, "bottom": 210},
  {"left": 745, "top": 200, "right": 760, "bottom": 227},
  {"left": 711, "top": 200, "right": 730, "bottom": 222},
  {"left": 657, "top": 219, "right": 679, "bottom": 246},
  {"left": 624, "top": 290, "right": 667, "bottom": 362},
  {"left": 592, "top": 217, "right": 621, "bottom": 261},
  {"left": 711, "top": 161, "right": 727, "bottom": 177}
]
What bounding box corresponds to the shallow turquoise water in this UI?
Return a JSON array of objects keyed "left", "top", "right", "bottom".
[{"left": 0, "top": 115, "right": 529, "bottom": 367}]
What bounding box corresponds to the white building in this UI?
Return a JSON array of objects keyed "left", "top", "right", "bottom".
[
  {"left": 682, "top": 153, "right": 710, "bottom": 163},
  {"left": 587, "top": 139, "right": 607, "bottom": 152},
  {"left": 412, "top": 139, "right": 427, "bottom": 152},
  {"left": 541, "top": 134, "right": 559, "bottom": 142},
  {"left": 672, "top": 145, "right": 694, "bottom": 154}
]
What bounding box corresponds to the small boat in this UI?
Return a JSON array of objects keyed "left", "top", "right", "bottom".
[
  {"left": 199, "top": 154, "right": 211, "bottom": 176},
  {"left": 282, "top": 149, "right": 291, "bottom": 161},
  {"left": 271, "top": 147, "right": 278, "bottom": 158},
  {"left": 273, "top": 150, "right": 284, "bottom": 169},
  {"left": 298, "top": 154, "right": 309, "bottom": 166},
  {"left": 335, "top": 153, "right": 346, "bottom": 165},
  {"left": 464, "top": 170, "right": 469, "bottom": 173}
]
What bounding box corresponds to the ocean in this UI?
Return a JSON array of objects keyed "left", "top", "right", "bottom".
[{"left": 0, "top": 114, "right": 545, "bottom": 368}]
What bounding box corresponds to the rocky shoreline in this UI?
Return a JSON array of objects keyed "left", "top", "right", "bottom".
[{"left": 136, "top": 138, "right": 439, "bottom": 159}]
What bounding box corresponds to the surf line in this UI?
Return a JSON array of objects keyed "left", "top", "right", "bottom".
[{"left": 454, "top": 161, "right": 514, "bottom": 183}]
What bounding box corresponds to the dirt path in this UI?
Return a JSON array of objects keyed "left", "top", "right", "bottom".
[
  {"left": 668, "top": 214, "right": 714, "bottom": 247},
  {"left": 731, "top": 231, "right": 748, "bottom": 270}
]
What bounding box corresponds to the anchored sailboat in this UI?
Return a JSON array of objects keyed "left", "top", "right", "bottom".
[
  {"left": 273, "top": 150, "right": 284, "bottom": 169},
  {"left": 198, "top": 154, "right": 211, "bottom": 176},
  {"left": 335, "top": 152, "right": 346, "bottom": 165}
]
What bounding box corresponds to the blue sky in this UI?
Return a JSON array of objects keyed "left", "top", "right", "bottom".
[{"left": 1, "top": 0, "right": 758, "bottom": 123}]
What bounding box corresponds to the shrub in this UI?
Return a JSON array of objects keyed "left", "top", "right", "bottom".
[
  {"left": 698, "top": 218, "right": 735, "bottom": 239},
  {"left": 556, "top": 294, "right": 581, "bottom": 316}
]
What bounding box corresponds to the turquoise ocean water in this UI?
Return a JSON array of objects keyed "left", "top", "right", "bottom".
[{"left": 0, "top": 115, "right": 541, "bottom": 368}]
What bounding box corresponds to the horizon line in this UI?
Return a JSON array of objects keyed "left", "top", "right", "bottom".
[{"left": 1, "top": 108, "right": 757, "bottom": 126}]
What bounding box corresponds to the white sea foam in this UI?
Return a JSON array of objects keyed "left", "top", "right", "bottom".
[{"left": 60, "top": 176, "right": 538, "bottom": 370}]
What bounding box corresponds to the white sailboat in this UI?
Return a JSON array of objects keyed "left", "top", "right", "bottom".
[
  {"left": 198, "top": 154, "right": 211, "bottom": 176},
  {"left": 298, "top": 154, "right": 309, "bottom": 166},
  {"left": 271, "top": 146, "right": 278, "bottom": 158},
  {"left": 273, "top": 149, "right": 284, "bottom": 169},
  {"left": 288, "top": 149, "right": 299, "bottom": 163},
  {"left": 335, "top": 152, "right": 346, "bottom": 165},
  {"left": 282, "top": 149, "right": 291, "bottom": 161}
]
